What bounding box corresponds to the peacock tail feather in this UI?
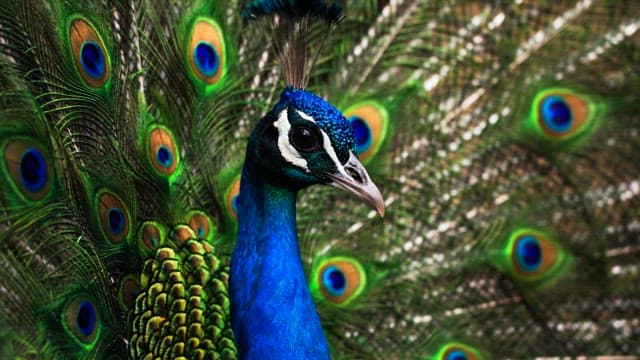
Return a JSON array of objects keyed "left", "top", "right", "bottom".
[{"left": 0, "top": 0, "right": 639, "bottom": 359}]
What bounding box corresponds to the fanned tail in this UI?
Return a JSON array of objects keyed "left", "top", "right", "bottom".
[
  {"left": 0, "top": 0, "right": 248, "bottom": 358},
  {"left": 298, "top": 1, "right": 640, "bottom": 358}
]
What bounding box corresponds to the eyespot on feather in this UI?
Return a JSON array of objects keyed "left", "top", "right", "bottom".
[
  {"left": 511, "top": 231, "right": 556, "bottom": 277},
  {"left": 225, "top": 176, "right": 241, "bottom": 221},
  {"left": 186, "top": 210, "right": 216, "bottom": 242},
  {"left": 530, "top": 88, "right": 596, "bottom": 143},
  {"left": 3, "top": 139, "right": 52, "bottom": 201},
  {"left": 63, "top": 297, "right": 100, "bottom": 346},
  {"left": 343, "top": 101, "right": 389, "bottom": 162},
  {"left": 69, "top": 18, "right": 110, "bottom": 87},
  {"left": 312, "top": 256, "right": 366, "bottom": 306},
  {"left": 119, "top": 275, "right": 141, "bottom": 310},
  {"left": 188, "top": 18, "right": 226, "bottom": 85},
  {"left": 504, "top": 228, "right": 569, "bottom": 284},
  {"left": 436, "top": 343, "right": 481, "bottom": 360},
  {"left": 137, "top": 221, "right": 166, "bottom": 256},
  {"left": 96, "top": 190, "right": 130, "bottom": 244},
  {"left": 147, "top": 126, "right": 179, "bottom": 176}
]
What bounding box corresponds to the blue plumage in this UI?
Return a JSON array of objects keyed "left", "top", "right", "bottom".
[
  {"left": 231, "top": 87, "right": 381, "bottom": 359},
  {"left": 284, "top": 87, "right": 354, "bottom": 154},
  {"left": 232, "top": 163, "right": 330, "bottom": 359}
]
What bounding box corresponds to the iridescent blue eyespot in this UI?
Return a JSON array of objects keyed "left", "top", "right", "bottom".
[
  {"left": 148, "top": 126, "right": 179, "bottom": 176},
  {"left": 149, "top": 234, "right": 159, "bottom": 247},
  {"left": 138, "top": 221, "right": 167, "bottom": 256},
  {"left": 225, "top": 176, "right": 241, "bottom": 221},
  {"left": 232, "top": 195, "right": 239, "bottom": 214},
  {"left": 505, "top": 228, "right": 570, "bottom": 285},
  {"left": 77, "top": 300, "right": 97, "bottom": 336},
  {"left": 343, "top": 101, "right": 389, "bottom": 163},
  {"left": 80, "top": 41, "right": 106, "bottom": 79},
  {"left": 322, "top": 265, "right": 347, "bottom": 296},
  {"left": 156, "top": 145, "right": 173, "bottom": 169},
  {"left": 69, "top": 19, "right": 110, "bottom": 87},
  {"left": 97, "top": 190, "right": 130, "bottom": 243},
  {"left": 446, "top": 350, "right": 468, "bottom": 360},
  {"left": 541, "top": 95, "right": 572, "bottom": 133},
  {"left": 349, "top": 116, "right": 372, "bottom": 154},
  {"left": 189, "top": 19, "right": 226, "bottom": 85},
  {"left": 516, "top": 235, "right": 542, "bottom": 272},
  {"left": 64, "top": 297, "right": 100, "bottom": 344},
  {"left": 108, "top": 208, "right": 126, "bottom": 236},
  {"left": 312, "top": 257, "right": 367, "bottom": 306},
  {"left": 20, "top": 148, "right": 47, "bottom": 193},
  {"left": 119, "top": 275, "right": 141, "bottom": 309},
  {"left": 194, "top": 42, "right": 220, "bottom": 78},
  {"left": 186, "top": 211, "right": 215, "bottom": 242},
  {"left": 531, "top": 89, "right": 597, "bottom": 144},
  {"left": 437, "top": 343, "right": 481, "bottom": 360},
  {"left": 3, "top": 141, "right": 52, "bottom": 201}
]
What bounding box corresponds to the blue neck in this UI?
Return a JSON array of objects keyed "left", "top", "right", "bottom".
[{"left": 230, "top": 161, "right": 330, "bottom": 360}]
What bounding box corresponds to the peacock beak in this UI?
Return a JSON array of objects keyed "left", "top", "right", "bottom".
[{"left": 325, "top": 152, "right": 385, "bottom": 217}]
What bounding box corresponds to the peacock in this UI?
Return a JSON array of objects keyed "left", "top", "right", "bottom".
[{"left": 0, "top": 0, "right": 639, "bottom": 359}]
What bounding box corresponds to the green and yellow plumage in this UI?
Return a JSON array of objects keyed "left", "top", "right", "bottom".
[{"left": 1, "top": 0, "right": 639, "bottom": 359}]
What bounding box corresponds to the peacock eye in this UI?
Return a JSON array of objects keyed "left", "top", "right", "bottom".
[
  {"left": 289, "top": 125, "right": 321, "bottom": 152},
  {"left": 64, "top": 297, "right": 100, "bottom": 345}
]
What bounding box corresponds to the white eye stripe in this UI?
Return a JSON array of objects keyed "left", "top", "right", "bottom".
[
  {"left": 275, "top": 108, "right": 347, "bottom": 174},
  {"left": 319, "top": 126, "right": 347, "bottom": 176},
  {"left": 295, "top": 110, "right": 347, "bottom": 175},
  {"left": 296, "top": 110, "right": 316, "bottom": 123},
  {"left": 274, "top": 109, "right": 309, "bottom": 171}
]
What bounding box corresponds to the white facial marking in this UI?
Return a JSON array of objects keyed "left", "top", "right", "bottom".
[
  {"left": 296, "top": 110, "right": 350, "bottom": 177},
  {"left": 296, "top": 110, "right": 315, "bottom": 123},
  {"left": 274, "top": 109, "right": 309, "bottom": 171},
  {"left": 321, "top": 129, "right": 350, "bottom": 177}
]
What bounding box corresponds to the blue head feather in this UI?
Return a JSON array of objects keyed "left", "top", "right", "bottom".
[{"left": 279, "top": 86, "right": 354, "bottom": 155}]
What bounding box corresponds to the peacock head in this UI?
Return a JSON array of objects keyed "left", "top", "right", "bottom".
[{"left": 247, "top": 86, "right": 384, "bottom": 216}]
